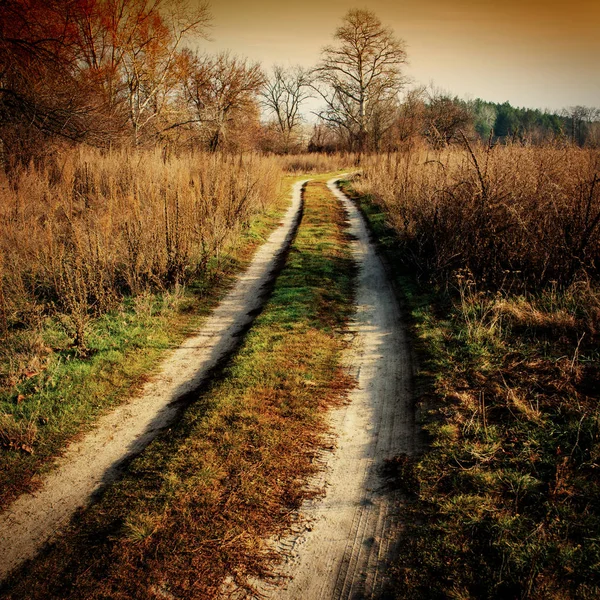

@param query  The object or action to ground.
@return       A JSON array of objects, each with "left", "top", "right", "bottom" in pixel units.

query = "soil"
[{"left": 250, "top": 178, "right": 419, "bottom": 599}]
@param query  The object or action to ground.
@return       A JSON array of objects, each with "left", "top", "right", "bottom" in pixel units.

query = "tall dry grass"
[
  {"left": 277, "top": 152, "right": 357, "bottom": 174},
  {"left": 353, "top": 142, "right": 600, "bottom": 597},
  {"left": 0, "top": 148, "right": 281, "bottom": 354},
  {"left": 355, "top": 142, "right": 600, "bottom": 290}
]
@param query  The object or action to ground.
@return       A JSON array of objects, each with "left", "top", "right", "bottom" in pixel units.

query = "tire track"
[
  {"left": 0, "top": 179, "right": 309, "bottom": 584},
  {"left": 257, "top": 177, "right": 418, "bottom": 600}
]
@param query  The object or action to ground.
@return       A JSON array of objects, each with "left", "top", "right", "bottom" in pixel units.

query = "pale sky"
[{"left": 194, "top": 0, "right": 599, "bottom": 113}]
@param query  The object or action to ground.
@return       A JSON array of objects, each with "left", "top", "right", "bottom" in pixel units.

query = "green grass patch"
[
  {"left": 342, "top": 179, "right": 600, "bottom": 600},
  {"left": 0, "top": 178, "right": 300, "bottom": 511},
  {"left": 1, "top": 180, "right": 357, "bottom": 599}
]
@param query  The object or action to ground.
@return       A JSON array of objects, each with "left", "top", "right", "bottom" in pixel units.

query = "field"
[
  {"left": 1, "top": 176, "right": 357, "bottom": 599},
  {"left": 348, "top": 141, "right": 600, "bottom": 598},
  {"left": 0, "top": 137, "right": 599, "bottom": 598},
  {"left": 0, "top": 149, "right": 342, "bottom": 507}
]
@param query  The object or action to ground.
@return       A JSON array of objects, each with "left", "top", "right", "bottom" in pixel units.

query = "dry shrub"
[
  {"left": 355, "top": 143, "right": 600, "bottom": 290},
  {"left": 0, "top": 148, "right": 281, "bottom": 351},
  {"left": 278, "top": 152, "right": 357, "bottom": 174}
]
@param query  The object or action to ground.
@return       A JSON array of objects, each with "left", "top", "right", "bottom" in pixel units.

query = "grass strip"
[
  {"left": 1, "top": 179, "right": 356, "bottom": 599},
  {"left": 343, "top": 180, "right": 600, "bottom": 600}
]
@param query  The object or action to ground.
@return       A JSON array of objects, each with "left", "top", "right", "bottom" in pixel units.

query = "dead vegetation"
[
  {"left": 349, "top": 142, "right": 600, "bottom": 598},
  {"left": 0, "top": 180, "right": 356, "bottom": 599},
  {"left": 354, "top": 141, "right": 600, "bottom": 289},
  {"left": 0, "top": 147, "right": 288, "bottom": 507},
  {"left": 1, "top": 148, "right": 280, "bottom": 350}
]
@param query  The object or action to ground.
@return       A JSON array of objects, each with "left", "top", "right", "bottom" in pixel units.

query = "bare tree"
[
  {"left": 116, "top": 0, "right": 211, "bottom": 144},
  {"left": 425, "top": 90, "right": 473, "bottom": 147},
  {"left": 261, "top": 65, "right": 312, "bottom": 152},
  {"left": 313, "top": 9, "right": 407, "bottom": 152},
  {"left": 386, "top": 87, "right": 427, "bottom": 147},
  {"left": 563, "top": 106, "right": 600, "bottom": 146},
  {"left": 183, "top": 52, "right": 264, "bottom": 151}
]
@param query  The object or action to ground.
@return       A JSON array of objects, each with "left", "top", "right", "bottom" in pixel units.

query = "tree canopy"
[{"left": 313, "top": 9, "right": 407, "bottom": 151}]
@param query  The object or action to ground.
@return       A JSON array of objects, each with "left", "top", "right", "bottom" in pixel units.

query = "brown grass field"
[
  {"left": 0, "top": 179, "right": 356, "bottom": 599},
  {"left": 348, "top": 141, "right": 600, "bottom": 598},
  {"left": 1, "top": 139, "right": 599, "bottom": 598}
]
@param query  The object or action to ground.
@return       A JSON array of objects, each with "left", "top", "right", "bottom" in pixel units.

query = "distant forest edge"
[
  {"left": 310, "top": 94, "right": 600, "bottom": 151},
  {"left": 428, "top": 96, "right": 599, "bottom": 147},
  {"left": 1, "top": 0, "right": 599, "bottom": 168}
]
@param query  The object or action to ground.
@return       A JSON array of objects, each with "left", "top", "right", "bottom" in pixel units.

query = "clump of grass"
[
  {"left": 346, "top": 156, "right": 600, "bottom": 599},
  {"left": 0, "top": 181, "right": 357, "bottom": 599},
  {"left": 0, "top": 413, "right": 37, "bottom": 455}
]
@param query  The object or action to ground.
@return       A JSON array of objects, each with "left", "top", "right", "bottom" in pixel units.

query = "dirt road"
[
  {"left": 257, "top": 178, "right": 419, "bottom": 599},
  {"left": 0, "top": 180, "right": 308, "bottom": 583}
]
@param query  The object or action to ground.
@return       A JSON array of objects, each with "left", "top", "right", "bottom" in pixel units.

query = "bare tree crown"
[{"left": 314, "top": 9, "right": 407, "bottom": 151}]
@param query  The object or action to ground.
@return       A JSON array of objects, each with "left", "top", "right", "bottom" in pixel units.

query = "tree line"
[{"left": 1, "top": 1, "right": 598, "bottom": 168}]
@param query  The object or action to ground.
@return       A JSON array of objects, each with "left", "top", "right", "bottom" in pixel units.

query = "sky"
[{"left": 191, "top": 0, "right": 600, "bottom": 114}]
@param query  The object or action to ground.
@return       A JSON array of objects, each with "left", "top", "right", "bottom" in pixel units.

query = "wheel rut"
[
  {"left": 255, "top": 177, "right": 419, "bottom": 600},
  {"left": 0, "top": 180, "right": 309, "bottom": 584}
]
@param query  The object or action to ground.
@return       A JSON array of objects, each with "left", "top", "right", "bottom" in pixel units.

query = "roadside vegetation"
[
  {"left": 347, "top": 141, "right": 600, "bottom": 598},
  {"left": 0, "top": 148, "right": 313, "bottom": 509},
  {"left": 0, "top": 179, "right": 356, "bottom": 599}
]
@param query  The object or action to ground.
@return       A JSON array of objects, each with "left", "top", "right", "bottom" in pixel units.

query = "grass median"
[{"left": 1, "top": 179, "right": 356, "bottom": 599}]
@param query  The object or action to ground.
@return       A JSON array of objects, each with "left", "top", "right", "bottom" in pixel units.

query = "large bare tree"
[
  {"left": 115, "top": 0, "right": 211, "bottom": 144},
  {"left": 260, "top": 65, "right": 312, "bottom": 152},
  {"left": 314, "top": 9, "right": 407, "bottom": 151},
  {"left": 182, "top": 52, "right": 264, "bottom": 151}
]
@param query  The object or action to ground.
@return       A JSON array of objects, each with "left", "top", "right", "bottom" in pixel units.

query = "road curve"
[
  {"left": 258, "top": 178, "right": 418, "bottom": 599},
  {"left": 0, "top": 180, "right": 308, "bottom": 583}
]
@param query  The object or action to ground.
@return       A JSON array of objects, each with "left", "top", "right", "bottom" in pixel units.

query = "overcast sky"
[{"left": 193, "top": 0, "right": 599, "bottom": 113}]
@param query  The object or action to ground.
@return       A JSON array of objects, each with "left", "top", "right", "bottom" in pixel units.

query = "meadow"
[
  {"left": 0, "top": 149, "right": 285, "bottom": 503},
  {"left": 2, "top": 1, "right": 599, "bottom": 596},
  {"left": 349, "top": 141, "right": 600, "bottom": 598},
  {"left": 1, "top": 136, "right": 599, "bottom": 598}
]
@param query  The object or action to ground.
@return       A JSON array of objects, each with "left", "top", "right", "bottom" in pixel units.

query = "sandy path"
[
  {"left": 256, "top": 178, "right": 418, "bottom": 599},
  {"left": 0, "top": 180, "right": 308, "bottom": 583}
]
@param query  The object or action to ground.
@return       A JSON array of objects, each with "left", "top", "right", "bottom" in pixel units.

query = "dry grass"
[
  {"left": 354, "top": 142, "right": 600, "bottom": 289},
  {"left": 277, "top": 152, "right": 357, "bottom": 174},
  {"left": 0, "top": 148, "right": 281, "bottom": 352},
  {"left": 345, "top": 144, "right": 600, "bottom": 598},
  {"left": 0, "top": 148, "right": 288, "bottom": 507},
  {"left": 0, "top": 146, "right": 282, "bottom": 384},
  {"left": 0, "top": 180, "right": 357, "bottom": 599}
]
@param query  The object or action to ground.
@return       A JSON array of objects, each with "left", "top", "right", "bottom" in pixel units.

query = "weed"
[{"left": 354, "top": 143, "right": 600, "bottom": 290}]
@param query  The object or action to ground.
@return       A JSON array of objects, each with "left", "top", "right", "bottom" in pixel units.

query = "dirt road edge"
[{"left": 256, "top": 178, "right": 418, "bottom": 599}]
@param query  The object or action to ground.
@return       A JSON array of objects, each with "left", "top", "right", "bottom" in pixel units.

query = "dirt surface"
[
  {"left": 252, "top": 178, "right": 419, "bottom": 599},
  {"left": 0, "top": 180, "right": 308, "bottom": 583}
]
